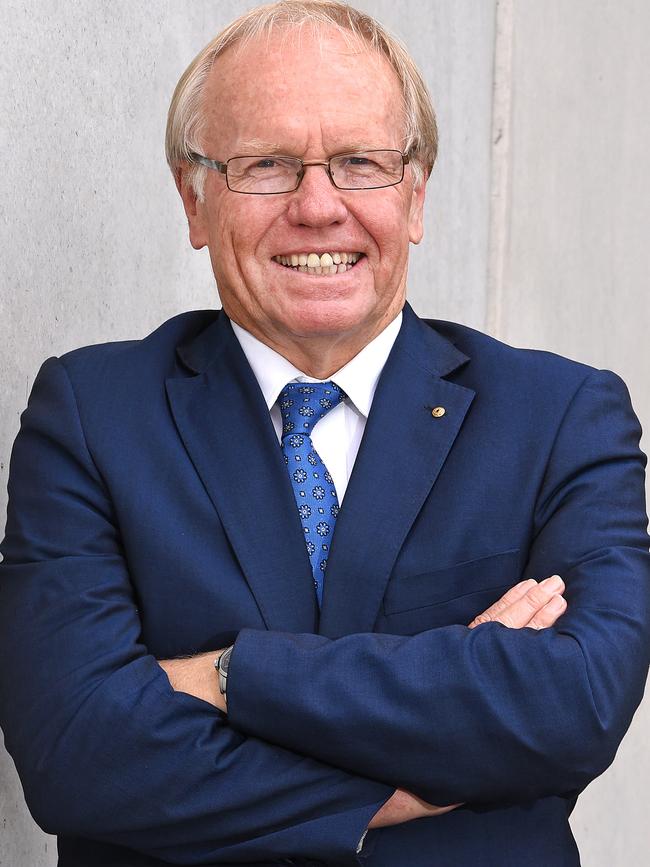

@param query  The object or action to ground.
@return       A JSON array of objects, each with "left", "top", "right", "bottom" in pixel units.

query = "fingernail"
[
  {"left": 542, "top": 575, "right": 563, "bottom": 592},
  {"left": 547, "top": 594, "right": 566, "bottom": 612}
]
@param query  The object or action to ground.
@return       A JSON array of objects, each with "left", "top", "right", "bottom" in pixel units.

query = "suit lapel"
[
  {"left": 166, "top": 312, "right": 318, "bottom": 633},
  {"left": 319, "top": 305, "right": 475, "bottom": 638}
]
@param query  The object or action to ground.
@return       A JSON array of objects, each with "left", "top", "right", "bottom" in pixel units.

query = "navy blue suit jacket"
[{"left": 1, "top": 303, "right": 649, "bottom": 866}]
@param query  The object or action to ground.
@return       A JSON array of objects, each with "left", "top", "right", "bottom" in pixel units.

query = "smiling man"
[
  {"left": 1, "top": 2, "right": 649, "bottom": 867},
  {"left": 175, "top": 25, "right": 423, "bottom": 378}
]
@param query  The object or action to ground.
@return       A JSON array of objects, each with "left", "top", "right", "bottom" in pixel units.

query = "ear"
[
  {"left": 407, "top": 173, "right": 427, "bottom": 246},
  {"left": 176, "top": 165, "right": 208, "bottom": 250}
]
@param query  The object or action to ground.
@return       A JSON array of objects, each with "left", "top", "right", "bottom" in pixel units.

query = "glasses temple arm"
[{"left": 188, "top": 152, "right": 228, "bottom": 175}]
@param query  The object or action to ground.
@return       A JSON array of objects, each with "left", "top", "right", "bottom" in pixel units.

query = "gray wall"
[{"left": 1, "top": 1, "right": 648, "bottom": 863}]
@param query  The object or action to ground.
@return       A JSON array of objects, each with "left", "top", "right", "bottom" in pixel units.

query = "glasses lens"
[
  {"left": 226, "top": 156, "right": 301, "bottom": 194},
  {"left": 330, "top": 150, "right": 404, "bottom": 190}
]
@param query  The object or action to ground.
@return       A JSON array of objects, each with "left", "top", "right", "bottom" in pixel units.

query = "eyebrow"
[
  {"left": 235, "top": 138, "right": 289, "bottom": 154},
  {"left": 233, "top": 139, "right": 385, "bottom": 156}
]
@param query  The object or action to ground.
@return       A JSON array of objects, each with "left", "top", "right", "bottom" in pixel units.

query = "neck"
[{"left": 230, "top": 308, "right": 402, "bottom": 379}]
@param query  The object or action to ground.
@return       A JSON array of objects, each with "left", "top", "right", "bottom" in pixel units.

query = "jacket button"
[{"left": 431, "top": 406, "right": 446, "bottom": 418}]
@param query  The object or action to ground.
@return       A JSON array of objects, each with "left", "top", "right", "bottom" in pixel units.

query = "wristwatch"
[{"left": 215, "top": 645, "right": 234, "bottom": 699}]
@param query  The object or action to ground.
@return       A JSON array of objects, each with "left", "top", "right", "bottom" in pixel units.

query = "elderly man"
[{"left": 1, "top": 2, "right": 648, "bottom": 866}]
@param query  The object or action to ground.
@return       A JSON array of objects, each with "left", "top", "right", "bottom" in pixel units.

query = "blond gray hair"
[{"left": 165, "top": 0, "right": 438, "bottom": 200}]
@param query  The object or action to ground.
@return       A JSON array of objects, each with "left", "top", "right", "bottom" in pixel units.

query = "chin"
[{"left": 281, "top": 298, "right": 377, "bottom": 341}]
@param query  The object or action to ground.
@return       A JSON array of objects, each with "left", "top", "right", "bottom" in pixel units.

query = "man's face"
[{"left": 181, "top": 26, "right": 426, "bottom": 356}]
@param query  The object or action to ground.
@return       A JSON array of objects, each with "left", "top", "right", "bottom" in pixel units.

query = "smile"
[{"left": 273, "top": 251, "right": 363, "bottom": 276}]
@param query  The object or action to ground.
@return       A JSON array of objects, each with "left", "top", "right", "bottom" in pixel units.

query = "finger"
[
  {"left": 497, "top": 575, "right": 565, "bottom": 629},
  {"left": 427, "top": 802, "right": 463, "bottom": 817},
  {"left": 525, "top": 593, "right": 567, "bottom": 630},
  {"left": 468, "top": 579, "right": 537, "bottom": 628}
]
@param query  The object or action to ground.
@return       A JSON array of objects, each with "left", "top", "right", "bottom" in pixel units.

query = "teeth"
[{"left": 273, "top": 252, "right": 362, "bottom": 275}]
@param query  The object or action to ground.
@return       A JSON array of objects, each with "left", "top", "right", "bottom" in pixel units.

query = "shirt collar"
[{"left": 230, "top": 311, "right": 402, "bottom": 419}]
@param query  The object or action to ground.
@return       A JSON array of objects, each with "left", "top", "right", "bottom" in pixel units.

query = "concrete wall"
[
  {"left": 489, "top": 3, "right": 650, "bottom": 863},
  {"left": 1, "top": 1, "right": 647, "bottom": 863}
]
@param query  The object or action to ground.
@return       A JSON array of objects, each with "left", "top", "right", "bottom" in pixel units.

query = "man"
[{"left": 0, "top": 2, "right": 648, "bottom": 865}]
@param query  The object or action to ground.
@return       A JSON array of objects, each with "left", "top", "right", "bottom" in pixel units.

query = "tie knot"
[{"left": 278, "top": 381, "right": 346, "bottom": 438}]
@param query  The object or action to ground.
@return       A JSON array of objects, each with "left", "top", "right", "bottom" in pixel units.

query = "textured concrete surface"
[
  {"left": 493, "top": 2, "right": 650, "bottom": 862},
  {"left": 353, "top": 0, "right": 497, "bottom": 328},
  {"left": 1, "top": 1, "right": 648, "bottom": 864}
]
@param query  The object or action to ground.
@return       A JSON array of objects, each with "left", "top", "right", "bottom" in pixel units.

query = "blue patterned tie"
[{"left": 278, "top": 381, "right": 346, "bottom": 607}]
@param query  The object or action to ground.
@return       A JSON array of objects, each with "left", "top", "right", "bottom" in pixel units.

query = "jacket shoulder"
[
  {"left": 57, "top": 310, "right": 219, "bottom": 385},
  {"left": 427, "top": 318, "right": 603, "bottom": 391}
]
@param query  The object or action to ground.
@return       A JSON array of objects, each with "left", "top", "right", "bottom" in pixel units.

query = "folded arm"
[
  {"left": 223, "top": 370, "right": 650, "bottom": 806},
  {"left": 0, "top": 358, "right": 394, "bottom": 865},
  {"left": 160, "top": 573, "right": 567, "bottom": 713},
  {"left": 160, "top": 573, "right": 569, "bottom": 827}
]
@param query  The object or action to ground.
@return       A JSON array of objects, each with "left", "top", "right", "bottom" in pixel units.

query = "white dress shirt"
[{"left": 231, "top": 312, "right": 402, "bottom": 503}]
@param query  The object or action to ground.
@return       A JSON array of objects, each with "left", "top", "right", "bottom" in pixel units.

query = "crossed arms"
[
  {"left": 159, "top": 574, "right": 570, "bottom": 830},
  {"left": 0, "top": 357, "right": 648, "bottom": 865}
]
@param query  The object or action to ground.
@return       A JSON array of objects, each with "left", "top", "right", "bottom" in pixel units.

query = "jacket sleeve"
[
  {"left": 0, "top": 357, "right": 392, "bottom": 866},
  {"left": 227, "top": 369, "right": 650, "bottom": 806}
]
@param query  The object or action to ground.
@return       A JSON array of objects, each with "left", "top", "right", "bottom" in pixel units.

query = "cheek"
[
  {"left": 217, "top": 208, "right": 281, "bottom": 274},
  {"left": 357, "top": 195, "right": 413, "bottom": 260},
  {"left": 204, "top": 190, "right": 251, "bottom": 252},
  {"left": 372, "top": 222, "right": 412, "bottom": 272}
]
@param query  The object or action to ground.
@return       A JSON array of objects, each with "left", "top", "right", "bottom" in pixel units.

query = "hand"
[
  {"left": 368, "top": 789, "right": 460, "bottom": 829},
  {"left": 368, "top": 788, "right": 461, "bottom": 829},
  {"left": 468, "top": 575, "right": 567, "bottom": 630},
  {"left": 158, "top": 650, "right": 228, "bottom": 713},
  {"left": 369, "top": 575, "right": 568, "bottom": 830}
]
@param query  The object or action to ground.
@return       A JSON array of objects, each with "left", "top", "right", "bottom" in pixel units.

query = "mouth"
[{"left": 272, "top": 251, "right": 363, "bottom": 276}]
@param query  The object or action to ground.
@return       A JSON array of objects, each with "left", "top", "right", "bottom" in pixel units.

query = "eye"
[
  {"left": 255, "top": 158, "right": 278, "bottom": 169},
  {"left": 338, "top": 155, "right": 383, "bottom": 172}
]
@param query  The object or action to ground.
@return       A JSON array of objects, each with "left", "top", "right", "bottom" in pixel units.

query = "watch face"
[{"left": 220, "top": 647, "right": 232, "bottom": 674}]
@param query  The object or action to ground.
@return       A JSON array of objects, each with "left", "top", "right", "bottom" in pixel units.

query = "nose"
[{"left": 286, "top": 163, "right": 349, "bottom": 228}]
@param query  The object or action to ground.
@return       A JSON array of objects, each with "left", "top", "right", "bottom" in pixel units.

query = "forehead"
[{"left": 202, "top": 25, "right": 405, "bottom": 154}]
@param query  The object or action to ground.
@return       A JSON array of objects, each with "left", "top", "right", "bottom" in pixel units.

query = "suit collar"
[
  {"left": 318, "top": 304, "right": 475, "bottom": 637},
  {"left": 205, "top": 312, "right": 404, "bottom": 422},
  {"left": 175, "top": 309, "right": 228, "bottom": 374},
  {"left": 398, "top": 302, "right": 470, "bottom": 378},
  {"left": 168, "top": 304, "right": 474, "bottom": 637},
  {"left": 168, "top": 311, "right": 319, "bottom": 633},
  {"left": 174, "top": 303, "right": 468, "bottom": 387}
]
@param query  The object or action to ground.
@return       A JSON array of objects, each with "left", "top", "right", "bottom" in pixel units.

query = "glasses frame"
[{"left": 189, "top": 149, "right": 410, "bottom": 195}]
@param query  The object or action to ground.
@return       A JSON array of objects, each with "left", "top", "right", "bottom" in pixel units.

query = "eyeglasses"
[{"left": 189, "top": 149, "right": 409, "bottom": 195}]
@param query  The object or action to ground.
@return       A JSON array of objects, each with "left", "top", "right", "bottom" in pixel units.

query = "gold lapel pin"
[{"left": 431, "top": 406, "right": 446, "bottom": 418}]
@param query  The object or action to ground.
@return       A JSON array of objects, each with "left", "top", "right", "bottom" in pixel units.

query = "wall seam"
[{"left": 485, "top": 0, "right": 515, "bottom": 338}]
